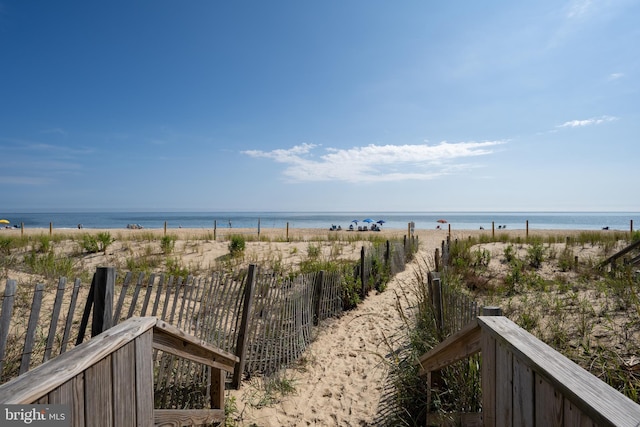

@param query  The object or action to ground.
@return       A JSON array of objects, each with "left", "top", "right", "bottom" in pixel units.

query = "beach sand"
[{"left": 5, "top": 226, "right": 591, "bottom": 425}]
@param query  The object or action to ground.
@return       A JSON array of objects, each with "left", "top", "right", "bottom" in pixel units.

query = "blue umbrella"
[
  {"left": 351, "top": 219, "right": 359, "bottom": 224},
  {"left": 363, "top": 218, "right": 374, "bottom": 223},
  {"left": 376, "top": 220, "right": 385, "bottom": 225}
]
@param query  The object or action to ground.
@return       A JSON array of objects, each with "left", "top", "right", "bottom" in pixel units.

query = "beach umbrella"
[
  {"left": 351, "top": 219, "right": 359, "bottom": 224},
  {"left": 376, "top": 220, "right": 385, "bottom": 225},
  {"left": 0, "top": 219, "right": 9, "bottom": 224},
  {"left": 363, "top": 218, "right": 374, "bottom": 223},
  {"left": 437, "top": 219, "right": 447, "bottom": 224}
]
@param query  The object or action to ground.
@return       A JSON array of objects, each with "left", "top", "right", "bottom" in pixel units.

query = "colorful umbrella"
[
  {"left": 437, "top": 219, "right": 447, "bottom": 223},
  {"left": 0, "top": 219, "right": 9, "bottom": 224}
]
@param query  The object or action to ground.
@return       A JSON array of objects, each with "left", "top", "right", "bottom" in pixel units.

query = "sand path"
[{"left": 228, "top": 234, "right": 442, "bottom": 426}]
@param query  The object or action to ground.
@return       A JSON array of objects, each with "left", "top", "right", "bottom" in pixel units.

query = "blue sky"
[{"left": 1, "top": 0, "right": 638, "bottom": 212}]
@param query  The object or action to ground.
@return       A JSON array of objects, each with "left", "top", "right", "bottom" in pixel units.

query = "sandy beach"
[{"left": 3, "top": 225, "right": 595, "bottom": 426}]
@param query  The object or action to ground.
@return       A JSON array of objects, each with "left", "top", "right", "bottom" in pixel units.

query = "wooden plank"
[
  {"left": 210, "top": 368, "right": 225, "bottom": 410},
  {"left": 140, "top": 274, "right": 156, "bottom": 316},
  {"left": 20, "top": 283, "right": 45, "bottom": 374},
  {"left": 127, "top": 273, "right": 146, "bottom": 319},
  {"left": 481, "top": 331, "right": 496, "bottom": 427},
  {"left": 478, "top": 316, "right": 640, "bottom": 426},
  {"left": 85, "top": 355, "right": 113, "bottom": 427},
  {"left": 0, "top": 280, "right": 17, "bottom": 377},
  {"left": 113, "top": 271, "right": 133, "bottom": 324},
  {"left": 513, "top": 357, "right": 534, "bottom": 427},
  {"left": 417, "top": 318, "right": 481, "bottom": 375},
  {"left": 48, "top": 375, "right": 85, "bottom": 427},
  {"left": 44, "top": 277, "right": 67, "bottom": 362},
  {"left": 0, "top": 317, "right": 157, "bottom": 404},
  {"left": 76, "top": 273, "right": 95, "bottom": 346},
  {"left": 534, "top": 374, "right": 563, "bottom": 426},
  {"left": 153, "top": 409, "right": 225, "bottom": 426},
  {"left": 135, "top": 330, "right": 154, "bottom": 427},
  {"left": 495, "top": 341, "right": 513, "bottom": 427},
  {"left": 151, "top": 274, "right": 165, "bottom": 317},
  {"left": 168, "top": 276, "right": 182, "bottom": 324},
  {"left": 564, "top": 399, "right": 597, "bottom": 426},
  {"left": 112, "top": 341, "right": 136, "bottom": 427},
  {"left": 152, "top": 320, "right": 238, "bottom": 372},
  {"left": 232, "top": 264, "right": 257, "bottom": 388},
  {"left": 160, "top": 276, "right": 174, "bottom": 321},
  {"left": 61, "top": 278, "right": 82, "bottom": 354},
  {"left": 92, "top": 267, "right": 114, "bottom": 336}
]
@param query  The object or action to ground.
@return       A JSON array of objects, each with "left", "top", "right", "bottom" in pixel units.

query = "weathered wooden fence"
[
  {"left": 427, "top": 271, "right": 479, "bottom": 341},
  {"left": 0, "top": 238, "right": 416, "bottom": 396},
  {"left": 417, "top": 312, "right": 640, "bottom": 426}
]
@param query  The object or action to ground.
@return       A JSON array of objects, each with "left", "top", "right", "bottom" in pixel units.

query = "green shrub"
[
  {"left": 503, "top": 244, "right": 516, "bottom": 264},
  {"left": 0, "top": 236, "right": 13, "bottom": 255},
  {"left": 37, "top": 235, "right": 51, "bottom": 253},
  {"left": 526, "top": 242, "right": 545, "bottom": 269},
  {"left": 81, "top": 235, "right": 100, "bottom": 254},
  {"left": 228, "top": 235, "right": 246, "bottom": 257},
  {"left": 161, "top": 235, "right": 176, "bottom": 254},
  {"left": 96, "top": 232, "right": 115, "bottom": 254},
  {"left": 306, "top": 244, "right": 321, "bottom": 259},
  {"left": 81, "top": 232, "right": 114, "bottom": 254}
]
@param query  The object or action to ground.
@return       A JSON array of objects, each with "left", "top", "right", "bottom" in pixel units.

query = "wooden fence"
[
  {"left": 427, "top": 271, "right": 479, "bottom": 341},
  {"left": 0, "top": 316, "right": 238, "bottom": 427},
  {"left": 0, "top": 238, "right": 417, "bottom": 397},
  {"left": 417, "top": 312, "right": 640, "bottom": 426}
]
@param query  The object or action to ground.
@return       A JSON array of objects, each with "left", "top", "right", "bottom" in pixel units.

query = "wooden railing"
[
  {"left": 0, "top": 316, "right": 239, "bottom": 427},
  {"left": 418, "top": 315, "right": 640, "bottom": 427}
]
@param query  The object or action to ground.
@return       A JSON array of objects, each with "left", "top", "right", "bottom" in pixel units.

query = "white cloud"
[
  {"left": 567, "top": 0, "right": 594, "bottom": 18},
  {"left": 608, "top": 72, "right": 624, "bottom": 80},
  {"left": 243, "top": 141, "right": 506, "bottom": 183},
  {"left": 556, "top": 115, "right": 618, "bottom": 128}
]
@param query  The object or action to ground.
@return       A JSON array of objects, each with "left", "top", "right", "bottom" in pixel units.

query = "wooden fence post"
[
  {"left": 286, "top": 222, "right": 289, "bottom": 241},
  {"left": 313, "top": 270, "right": 325, "bottom": 326},
  {"left": 76, "top": 274, "right": 96, "bottom": 345},
  {"left": 385, "top": 240, "right": 390, "bottom": 267},
  {"left": 214, "top": 220, "right": 217, "bottom": 240},
  {"left": 92, "top": 267, "right": 114, "bottom": 337},
  {"left": 432, "top": 277, "right": 444, "bottom": 337},
  {"left": 0, "top": 280, "right": 17, "bottom": 377},
  {"left": 49, "top": 222, "right": 52, "bottom": 236},
  {"left": 482, "top": 306, "right": 502, "bottom": 316},
  {"left": 360, "top": 246, "right": 366, "bottom": 296},
  {"left": 434, "top": 248, "right": 440, "bottom": 272},
  {"left": 492, "top": 221, "right": 495, "bottom": 239},
  {"left": 20, "top": 283, "right": 45, "bottom": 374},
  {"left": 526, "top": 220, "right": 529, "bottom": 239},
  {"left": 164, "top": 221, "right": 167, "bottom": 236},
  {"left": 632, "top": 219, "right": 634, "bottom": 236},
  {"left": 20, "top": 222, "right": 24, "bottom": 237},
  {"left": 233, "top": 264, "right": 257, "bottom": 389}
]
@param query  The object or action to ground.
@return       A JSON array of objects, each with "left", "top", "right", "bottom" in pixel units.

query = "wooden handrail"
[
  {"left": 417, "top": 316, "right": 640, "bottom": 427},
  {"left": 479, "top": 316, "right": 640, "bottom": 426},
  {"left": 0, "top": 316, "right": 239, "bottom": 427},
  {"left": 0, "top": 317, "right": 157, "bottom": 404},
  {"left": 153, "top": 319, "right": 238, "bottom": 373},
  {"left": 417, "top": 318, "right": 481, "bottom": 376}
]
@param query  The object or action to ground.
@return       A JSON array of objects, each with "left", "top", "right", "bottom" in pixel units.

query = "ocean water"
[{"left": 1, "top": 212, "right": 639, "bottom": 231}]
